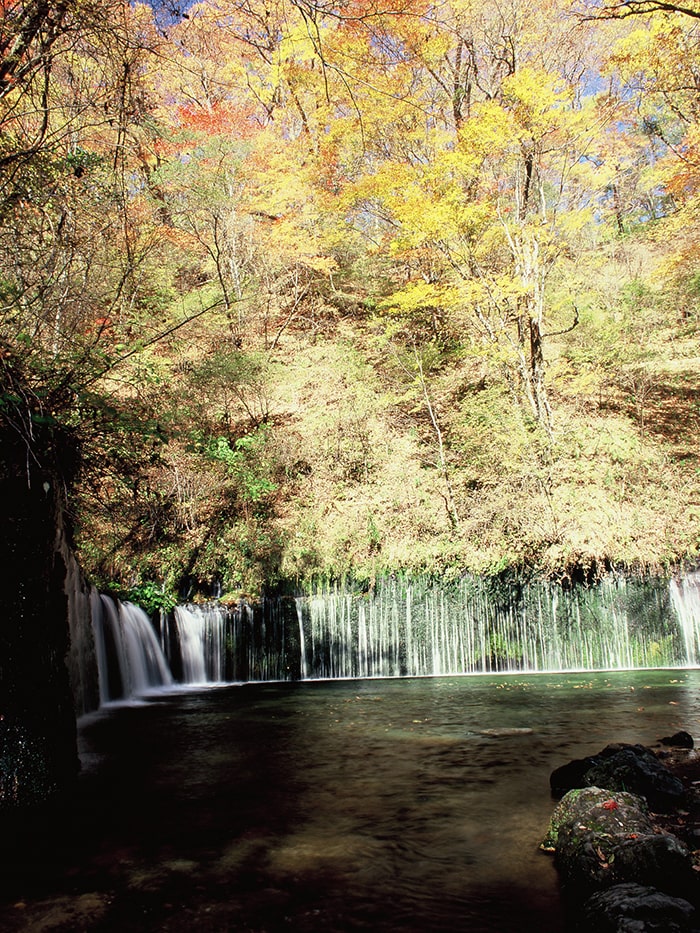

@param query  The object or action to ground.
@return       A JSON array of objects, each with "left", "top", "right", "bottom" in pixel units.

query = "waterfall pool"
[{"left": 2, "top": 669, "right": 700, "bottom": 932}]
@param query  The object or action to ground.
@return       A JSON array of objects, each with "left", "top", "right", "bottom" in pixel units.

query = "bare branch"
[
  {"left": 0, "top": 0, "right": 73, "bottom": 99},
  {"left": 542, "top": 306, "right": 579, "bottom": 339},
  {"left": 579, "top": 0, "right": 700, "bottom": 20}
]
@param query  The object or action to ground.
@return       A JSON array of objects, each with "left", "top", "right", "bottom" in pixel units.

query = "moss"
[{"left": 542, "top": 787, "right": 651, "bottom": 851}]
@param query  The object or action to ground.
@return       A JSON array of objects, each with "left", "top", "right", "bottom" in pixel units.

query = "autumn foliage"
[{"left": 1, "top": 0, "right": 699, "bottom": 595}]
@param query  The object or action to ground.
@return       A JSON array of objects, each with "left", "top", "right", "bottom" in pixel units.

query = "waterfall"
[
  {"left": 172, "top": 604, "right": 227, "bottom": 683},
  {"left": 670, "top": 571, "right": 700, "bottom": 664},
  {"left": 91, "top": 596, "right": 173, "bottom": 702},
  {"left": 88, "top": 570, "right": 700, "bottom": 700},
  {"left": 91, "top": 596, "right": 293, "bottom": 703},
  {"left": 295, "top": 597, "right": 309, "bottom": 679},
  {"left": 91, "top": 590, "right": 112, "bottom": 706},
  {"left": 293, "top": 573, "right": 693, "bottom": 678}
]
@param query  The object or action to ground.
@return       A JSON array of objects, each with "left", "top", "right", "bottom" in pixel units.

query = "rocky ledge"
[{"left": 542, "top": 731, "right": 700, "bottom": 932}]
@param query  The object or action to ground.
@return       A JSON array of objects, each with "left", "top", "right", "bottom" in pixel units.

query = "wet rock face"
[
  {"left": 555, "top": 815, "right": 695, "bottom": 902},
  {"left": 612, "top": 834, "right": 696, "bottom": 901},
  {"left": 550, "top": 756, "right": 601, "bottom": 796},
  {"left": 542, "top": 787, "right": 654, "bottom": 852}
]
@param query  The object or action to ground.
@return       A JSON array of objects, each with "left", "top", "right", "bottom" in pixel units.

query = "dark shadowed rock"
[
  {"left": 661, "top": 731, "right": 695, "bottom": 749},
  {"left": 581, "top": 882, "right": 695, "bottom": 933},
  {"left": 611, "top": 833, "right": 696, "bottom": 902},
  {"left": 584, "top": 745, "right": 686, "bottom": 812},
  {"left": 550, "top": 756, "right": 602, "bottom": 797},
  {"left": 545, "top": 740, "right": 700, "bottom": 933}
]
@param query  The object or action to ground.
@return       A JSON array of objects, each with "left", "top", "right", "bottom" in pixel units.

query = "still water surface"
[{"left": 3, "top": 669, "right": 700, "bottom": 932}]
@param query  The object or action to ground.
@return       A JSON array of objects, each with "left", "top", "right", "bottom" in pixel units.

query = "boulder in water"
[
  {"left": 610, "top": 833, "right": 697, "bottom": 902},
  {"left": 542, "top": 786, "right": 654, "bottom": 851},
  {"left": 581, "top": 882, "right": 695, "bottom": 933},
  {"left": 550, "top": 756, "right": 602, "bottom": 797},
  {"left": 584, "top": 745, "right": 686, "bottom": 813},
  {"left": 542, "top": 785, "right": 696, "bottom": 901},
  {"left": 549, "top": 743, "right": 686, "bottom": 812},
  {"left": 661, "top": 731, "right": 695, "bottom": 750}
]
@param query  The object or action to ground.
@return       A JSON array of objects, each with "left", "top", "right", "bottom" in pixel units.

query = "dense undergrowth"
[{"left": 73, "top": 231, "right": 700, "bottom": 604}]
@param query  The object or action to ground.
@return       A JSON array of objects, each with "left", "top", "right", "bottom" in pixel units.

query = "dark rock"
[
  {"left": 612, "top": 833, "right": 696, "bottom": 902},
  {"left": 584, "top": 746, "right": 686, "bottom": 812},
  {"left": 542, "top": 786, "right": 653, "bottom": 853},
  {"left": 661, "top": 731, "right": 695, "bottom": 750},
  {"left": 549, "top": 744, "right": 660, "bottom": 796},
  {"left": 550, "top": 756, "right": 601, "bottom": 796},
  {"left": 597, "top": 743, "right": 639, "bottom": 759},
  {"left": 543, "top": 786, "right": 698, "bottom": 904},
  {"left": 581, "top": 882, "right": 695, "bottom": 933},
  {"left": 549, "top": 788, "right": 651, "bottom": 897},
  {"left": 555, "top": 824, "right": 622, "bottom": 895},
  {"left": 545, "top": 742, "right": 700, "bottom": 933}
]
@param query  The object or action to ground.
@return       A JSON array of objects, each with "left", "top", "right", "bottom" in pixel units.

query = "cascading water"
[
  {"left": 295, "top": 597, "right": 309, "bottom": 679},
  {"left": 172, "top": 604, "right": 227, "bottom": 683},
  {"left": 89, "top": 570, "right": 700, "bottom": 703},
  {"left": 298, "top": 574, "right": 670, "bottom": 678},
  {"left": 90, "top": 595, "right": 291, "bottom": 703},
  {"left": 670, "top": 570, "right": 700, "bottom": 664},
  {"left": 91, "top": 596, "right": 173, "bottom": 702}
]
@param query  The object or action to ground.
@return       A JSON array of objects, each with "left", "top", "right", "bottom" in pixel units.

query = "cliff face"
[{"left": 0, "top": 420, "right": 83, "bottom": 809}]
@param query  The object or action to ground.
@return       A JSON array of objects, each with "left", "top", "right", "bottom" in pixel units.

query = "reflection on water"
[{"left": 3, "top": 670, "right": 700, "bottom": 932}]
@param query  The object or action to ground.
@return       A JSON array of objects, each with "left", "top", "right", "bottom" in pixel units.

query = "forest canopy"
[{"left": 1, "top": 0, "right": 699, "bottom": 601}]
